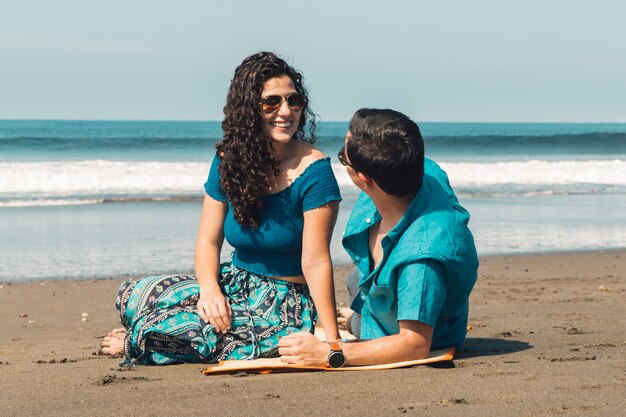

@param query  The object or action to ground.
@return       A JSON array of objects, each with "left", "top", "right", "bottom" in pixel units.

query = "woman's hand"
[{"left": 197, "top": 288, "right": 232, "bottom": 334}]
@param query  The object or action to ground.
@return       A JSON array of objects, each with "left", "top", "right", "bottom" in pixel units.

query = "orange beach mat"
[
  {"left": 202, "top": 347, "right": 455, "bottom": 375},
  {"left": 202, "top": 328, "right": 456, "bottom": 375}
]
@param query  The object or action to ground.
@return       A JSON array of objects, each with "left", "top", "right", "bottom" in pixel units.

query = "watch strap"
[{"left": 328, "top": 341, "right": 342, "bottom": 352}]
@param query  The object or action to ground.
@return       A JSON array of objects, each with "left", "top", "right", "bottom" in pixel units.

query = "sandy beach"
[{"left": 1, "top": 250, "right": 625, "bottom": 417}]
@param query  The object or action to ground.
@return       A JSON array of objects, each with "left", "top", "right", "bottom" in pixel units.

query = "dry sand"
[{"left": 1, "top": 250, "right": 625, "bottom": 417}]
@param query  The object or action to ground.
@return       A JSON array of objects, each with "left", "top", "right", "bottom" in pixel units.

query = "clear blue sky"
[{"left": 1, "top": 1, "right": 625, "bottom": 122}]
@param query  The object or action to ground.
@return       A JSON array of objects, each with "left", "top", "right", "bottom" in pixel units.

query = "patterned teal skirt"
[{"left": 115, "top": 263, "right": 317, "bottom": 366}]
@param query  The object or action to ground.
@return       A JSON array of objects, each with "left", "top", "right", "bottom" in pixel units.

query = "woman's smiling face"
[{"left": 260, "top": 75, "right": 301, "bottom": 145}]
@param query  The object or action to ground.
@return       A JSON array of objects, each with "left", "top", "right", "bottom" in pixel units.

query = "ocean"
[{"left": 2, "top": 120, "right": 626, "bottom": 281}]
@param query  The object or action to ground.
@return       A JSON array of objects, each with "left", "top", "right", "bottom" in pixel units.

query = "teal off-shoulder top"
[{"left": 204, "top": 154, "right": 342, "bottom": 277}]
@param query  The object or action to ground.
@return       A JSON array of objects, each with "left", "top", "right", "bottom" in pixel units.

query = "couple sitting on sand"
[{"left": 101, "top": 52, "right": 478, "bottom": 368}]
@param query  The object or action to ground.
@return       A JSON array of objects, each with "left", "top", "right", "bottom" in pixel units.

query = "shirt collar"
[
  {"left": 344, "top": 179, "right": 430, "bottom": 245},
  {"left": 342, "top": 192, "right": 380, "bottom": 239}
]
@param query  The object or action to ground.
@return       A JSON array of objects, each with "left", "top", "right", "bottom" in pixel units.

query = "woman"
[{"left": 101, "top": 52, "right": 342, "bottom": 365}]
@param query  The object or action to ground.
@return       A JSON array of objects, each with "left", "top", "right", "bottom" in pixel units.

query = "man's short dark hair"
[{"left": 347, "top": 108, "right": 425, "bottom": 197}]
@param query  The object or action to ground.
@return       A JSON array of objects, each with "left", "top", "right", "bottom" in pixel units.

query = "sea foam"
[
  {"left": 0, "top": 160, "right": 207, "bottom": 194},
  {"left": 2, "top": 159, "right": 626, "bottom": 207},
  {"left": 333, "top": 160, "right": 626, "bottom": 197}
]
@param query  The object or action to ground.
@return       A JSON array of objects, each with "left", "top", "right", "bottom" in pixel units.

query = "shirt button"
[{"left": 366, "top": 218, "right": 371, "bottom": 224}]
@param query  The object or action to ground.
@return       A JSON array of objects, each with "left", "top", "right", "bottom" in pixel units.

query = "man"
[{"left": 278, "top": 108, "right": 478, "bottom": 367}]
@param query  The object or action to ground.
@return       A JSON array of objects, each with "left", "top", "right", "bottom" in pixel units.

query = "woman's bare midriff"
[{"left": 271, "top": 274, "right": 307, "bottom": 285}]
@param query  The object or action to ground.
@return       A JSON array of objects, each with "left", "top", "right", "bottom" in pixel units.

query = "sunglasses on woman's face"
[{"left": 260, "top": 93, "right": 306, "bottom": 114}]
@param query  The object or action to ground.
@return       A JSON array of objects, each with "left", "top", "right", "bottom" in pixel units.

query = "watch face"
[{"left": 328, "top": 351, "right": 346, "bottom": 368}]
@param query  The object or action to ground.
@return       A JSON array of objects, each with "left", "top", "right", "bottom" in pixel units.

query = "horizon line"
[{"left": 2, "top": 118, "right": 626, "bottom": 125}]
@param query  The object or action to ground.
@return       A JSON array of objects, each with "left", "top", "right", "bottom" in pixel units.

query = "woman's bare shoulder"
[
  {"left": 294, "top": 141, "right": 325, "bottom": 164},
  {"left": 279, "top": 141, "right": 327, "bottom": 183}
]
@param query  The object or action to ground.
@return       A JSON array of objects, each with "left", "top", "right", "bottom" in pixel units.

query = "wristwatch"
[{"left": 327, "top": 341, "right": 346, "bottom": 368}]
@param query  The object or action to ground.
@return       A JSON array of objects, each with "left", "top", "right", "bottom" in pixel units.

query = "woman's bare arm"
[
  {"left": 301, "top": 201, "right": 341, "bottom": 341},
  {"left": 194, "top": 194, "right": 231, "bottom": 333}
]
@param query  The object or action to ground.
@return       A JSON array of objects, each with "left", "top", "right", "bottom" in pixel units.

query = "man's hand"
[
  {"left": 278, "top": 332, "right": 330, "bottom": 367},
  {"left": 337, "top": 307, "right": 354, "bottom": 332}
]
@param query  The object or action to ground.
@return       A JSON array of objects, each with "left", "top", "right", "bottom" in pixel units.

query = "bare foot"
[
  {"left": 108, "top": 327, "right": 127, "bottom": 337},
  {"left": 100, "top": 329, "right": 126, "bottom": 357},
  {"left": 337, "top": 308, "right": 355, "bottom": 333}
]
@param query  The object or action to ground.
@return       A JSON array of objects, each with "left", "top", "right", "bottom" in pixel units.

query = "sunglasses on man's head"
[{"left": 260, "top": 93, "right": 306, "bottom": 114}]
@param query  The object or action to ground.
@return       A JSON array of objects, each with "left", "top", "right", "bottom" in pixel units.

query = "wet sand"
[{"left": 1, "top": 250, "right": 625, "bottom": 417}]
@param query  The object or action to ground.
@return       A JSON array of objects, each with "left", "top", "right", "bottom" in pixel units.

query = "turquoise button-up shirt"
[{"left": 342, "top": 158, "right": 479, "bottom": 349}]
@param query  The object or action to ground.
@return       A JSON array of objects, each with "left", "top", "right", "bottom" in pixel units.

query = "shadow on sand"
[
  {"left": 426, "top": 338, "right": 532, "bottom": 369},
  {"left": 455, "top": 337, "right": 533, "bottom": 359}
]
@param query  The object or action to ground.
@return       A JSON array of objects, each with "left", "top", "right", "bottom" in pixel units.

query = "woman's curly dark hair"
[{"left": 216, "top": 51, "right": 317, "bottom": 229}]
